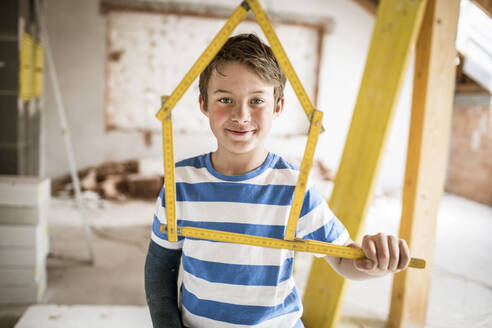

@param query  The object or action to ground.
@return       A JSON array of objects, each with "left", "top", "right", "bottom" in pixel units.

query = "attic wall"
[
  {"left": 105, "top": 11, "right": 319, "bottom": 136},
  {"left": 445, "top": 93, "right": 492, "bottom": 205}
]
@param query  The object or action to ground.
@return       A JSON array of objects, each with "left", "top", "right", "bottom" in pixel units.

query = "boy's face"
[{"left": 199, "top": 61, "right": 283, "bottom": 157}]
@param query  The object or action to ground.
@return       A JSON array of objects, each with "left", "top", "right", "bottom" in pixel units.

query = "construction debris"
[
  {"left": 52, "top": 158, "right": 335, "bottom": 201},
  {"left": 51, "top": 159, "right": 162, "bottom": 201}
]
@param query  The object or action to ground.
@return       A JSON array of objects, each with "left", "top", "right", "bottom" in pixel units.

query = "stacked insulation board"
[{"left": 0, "top": 175, "right": 50, "bottom": 304}]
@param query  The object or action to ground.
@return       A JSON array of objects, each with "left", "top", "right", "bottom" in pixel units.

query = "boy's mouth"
[{"left": 226, "top": 128, "right": 255, "bottom": 136}]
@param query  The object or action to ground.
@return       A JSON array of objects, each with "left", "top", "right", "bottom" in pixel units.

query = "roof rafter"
[{"left": 470, "top": 0, "right": 492, "bottom": 18}]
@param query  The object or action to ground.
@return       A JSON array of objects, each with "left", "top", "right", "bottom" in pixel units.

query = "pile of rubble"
[
  {"left": 51, "top": 158, "right": 335, "bottom": 202},
  {"left": 51, "top": 159, "right": 164, "bottom": 201}
]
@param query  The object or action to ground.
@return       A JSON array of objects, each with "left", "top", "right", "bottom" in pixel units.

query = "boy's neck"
[{"left": 211, "top": 147, "right": 269, "bottom": 176}]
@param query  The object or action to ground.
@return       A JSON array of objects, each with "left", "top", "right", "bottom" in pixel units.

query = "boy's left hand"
[{"left": 351, "top": 233, "right": 411, "bottom": 275}]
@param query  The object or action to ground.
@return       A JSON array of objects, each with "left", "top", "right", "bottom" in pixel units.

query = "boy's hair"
[{"left": 199, "top": 33, "right": 286, "bottom": 110}]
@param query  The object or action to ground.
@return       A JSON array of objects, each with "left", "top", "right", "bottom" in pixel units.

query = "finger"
[
  {"left": 349, "top": 241, "right": 369, "bottom": 271},
  {"left": 362, "top": 235, "right": 377, "bottom": 261},
  {"left": 361, "top": 235, "right": 377, "bottom": 271},
  {"left": 397, "top": 239, "right": 411, "bottom": 270},
  {"left": 387, "top": 235, "right": 399, "bottom": 272},
  {"left": 355, "top": 236, "right": 374, "bottom": 271},
  {"left": 374, "top": 233, "right": 389, "bottom": 271}
]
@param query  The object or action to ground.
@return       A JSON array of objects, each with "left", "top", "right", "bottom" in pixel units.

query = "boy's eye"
[
  {"left": 218, "top": 98, "right": 232, "bottom": 104},
  {"left": 251, "top": 98, "right": 264, "bottom": 105}
]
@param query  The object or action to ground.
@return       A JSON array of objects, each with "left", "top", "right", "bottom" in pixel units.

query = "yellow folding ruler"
[
  {"left": 156, "top": 0, "right": 426, "bottom": 269},
  {"left": 161, "top": 96, "right": 178, "bottom": 242},
  {"left": 160, "top": 224, "right": 425, "bottom": 269}
]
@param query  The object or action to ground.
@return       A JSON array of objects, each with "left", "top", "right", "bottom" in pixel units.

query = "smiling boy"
[{"left": 145, "top": 33, "right": 410, "bottom": 328}]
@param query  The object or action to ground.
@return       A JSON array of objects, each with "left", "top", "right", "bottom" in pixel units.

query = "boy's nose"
[{"left": 231, "top": 103, "right": 251, "bottom": 123}]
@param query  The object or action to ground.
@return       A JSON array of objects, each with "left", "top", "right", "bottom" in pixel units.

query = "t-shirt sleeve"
[
  {"left": 295, "top": 182, "right": 350, "bottom": 257},
  {"left": 151, "top": 185, "right": 184, "bottom": 250}
]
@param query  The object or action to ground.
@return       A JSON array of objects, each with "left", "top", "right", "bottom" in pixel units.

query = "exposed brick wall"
[{"left": 445, "top": 95, "right": 492, "bottom": 206}]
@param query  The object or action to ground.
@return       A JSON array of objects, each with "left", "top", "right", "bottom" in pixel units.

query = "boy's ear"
[
  {"left": 273, "top": 98, "right": 284, "bottom": 118},
  {"left": 198, "top": 95, "right": 209, "bottom": 117}
]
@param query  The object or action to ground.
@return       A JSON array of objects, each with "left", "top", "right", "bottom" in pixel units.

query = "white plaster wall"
[
  {"left": 42, "top": 0, "right": 412, "bottom": 193},
  {"left": 43, "top": 0, "right": 164, "bottom": 177},
  {"left": 105, "top": 12, "right": 318, "bottom": 135}
]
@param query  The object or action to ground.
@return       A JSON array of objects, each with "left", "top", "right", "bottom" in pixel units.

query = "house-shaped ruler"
[{"left": 154, "top": 0, "right": 429, "bottom": 327}]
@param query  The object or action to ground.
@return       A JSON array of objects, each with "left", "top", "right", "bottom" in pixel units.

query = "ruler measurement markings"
[
  {"left": 156, "top": 3, "right": 249, "bottom": 121},
  {"left": 161, "top": 96, "right": 178, "bottom": 242},
  {"left": 284, "top": 110, "right": 323, "bottom": 240},
  {"left": 248, "top": 0, "right": 316, "bottom": 121},
  {"left": 162, "top": 224, "right": 425, "bottom": 269}
]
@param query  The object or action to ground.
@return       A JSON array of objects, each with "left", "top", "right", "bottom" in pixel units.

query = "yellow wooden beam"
[
  {"left": 302, "top": 0, "right": 427, "bottom": 327},
  {"left": 388, "top": 0, "right": 460, "bottom": 326}
]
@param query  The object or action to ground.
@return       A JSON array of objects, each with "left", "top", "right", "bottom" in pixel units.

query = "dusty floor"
[
  {"left": 0, "top": 225, "right": 151, "bottom": 327},
  {"left": 1, "top": 193, "right": 491, "bottom": 327}
]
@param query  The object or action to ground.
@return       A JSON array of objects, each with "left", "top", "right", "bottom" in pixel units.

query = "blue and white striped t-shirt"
[{"left": 151, "top": 152, "right": 349, "bottom": 328}]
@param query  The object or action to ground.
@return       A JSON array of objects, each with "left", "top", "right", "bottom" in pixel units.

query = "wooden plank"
[
  {"left": 352, "top": 0, "right": 379, "bottom": 15},
  {"left": 471, "top": 0, "right": 492, "bottom": 18},
  {"left": 301, "top": 1, "right": 427, "bottom": 327},
  {"left": 388, "top": 0, "right": 460, "bottom": 327}
]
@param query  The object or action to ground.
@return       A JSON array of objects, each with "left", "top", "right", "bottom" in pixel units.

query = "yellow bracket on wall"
[
  {"left": 33, "top": 42, "right": 44, "bottom": 98},
  {"left": 20, "top": 33, "right": 34, "bottom": 101}
]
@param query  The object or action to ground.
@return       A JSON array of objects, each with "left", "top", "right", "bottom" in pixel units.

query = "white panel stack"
[{"left": 0, "top": 175, "right": 50, "bottom": 304}]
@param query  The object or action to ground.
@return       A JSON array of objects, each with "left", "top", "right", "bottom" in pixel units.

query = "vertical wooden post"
[
  {"left": 388, "top": 0, "right": 460, "bottom": 327},
  {"left": 302, "top": 1, "right": 427, "bottom": 327}
]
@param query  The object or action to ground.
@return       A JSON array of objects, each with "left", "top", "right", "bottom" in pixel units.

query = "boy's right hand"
[{"left": 353, "top": 233, "right": 411, "bottom": 276}]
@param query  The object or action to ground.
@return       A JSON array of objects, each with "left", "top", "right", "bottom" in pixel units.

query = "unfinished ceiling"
[{"left": 353, "top": 0, "right": 492, "bottom": 94}]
